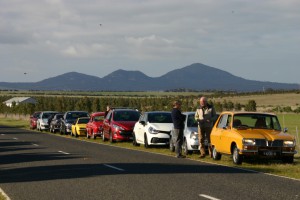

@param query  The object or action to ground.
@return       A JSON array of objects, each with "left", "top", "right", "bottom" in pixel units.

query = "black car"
[
  {"left": 49, "top": 113, "right": 64, "bottom": 133},
  {"left": 60, "top": 111, "right": 90, "bottom": 135}
]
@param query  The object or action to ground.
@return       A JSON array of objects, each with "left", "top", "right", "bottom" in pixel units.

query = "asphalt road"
[{"left": 0, "top": 126, "right": 299, "bottom": 200}]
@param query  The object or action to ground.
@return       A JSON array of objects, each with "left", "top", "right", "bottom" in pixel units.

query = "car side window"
[{"left": 217, "top": 114, "right": 229, "bottom": 129}]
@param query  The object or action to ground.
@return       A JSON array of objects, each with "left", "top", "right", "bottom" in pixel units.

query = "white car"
[
  {"left": 133, "top": 111, "right": 173, "bottom": 148},
  {"left": 170, "top": 112, "right": 200, "bottom": 155},
  {"left": 37, "top": 111, "right": 59, "bottom": 131}
]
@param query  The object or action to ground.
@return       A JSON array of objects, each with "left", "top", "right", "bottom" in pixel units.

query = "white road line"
[
  {"left": 199, "top": 194, "right": 221, "bottom": 200},
  {"left": 103, "top": 164, "right": 125, "bottom": 171},
  {"left": 12, "top": 137, "right": 18, "bottom": 140},
  {"left": 58, "top": 151, "right": 70, "bottom": 155},
  {"left": 32, "top": 143, "right": 39, "bottom": 146},
  {"left": 0, "top": 188, "right": 11, "bottom": 200},
  {"left": 1, "top": 134, "right": 5, "bottom": 136}
]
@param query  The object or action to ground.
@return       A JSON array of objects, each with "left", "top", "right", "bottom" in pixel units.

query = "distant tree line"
[
  {"left": 0, "top": 95, "right": 260, "bottom": 115},
  {"left": 2, "top": 92, "right": 300, "bottom": 115}
]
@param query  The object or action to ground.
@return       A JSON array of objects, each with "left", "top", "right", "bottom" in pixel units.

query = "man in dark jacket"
[{"left": 171, "top": 100, "right": 186, "bottom": 158}]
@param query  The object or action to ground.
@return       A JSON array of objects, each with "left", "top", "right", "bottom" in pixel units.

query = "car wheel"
[
  {"left": 144, "top": 134, "right": 149, "bottom": 148},
  {"left": 132, "top": 132, "right": 140, "bottom": 146},
  {"left": 232, "top": 145, "right": 242, "bottom": 165},
  {"left": 92, "top": 130, "right": 96, "bottom": 139},
  {"left": 169, "top": 137, "right": 175, "bottom": 152},
  {"left": 282, "top": 156, "right": 294, "bottom": 164},
  {"left": 212, "top": 146, "right": 222, "bottom": 160},
  {"left": 182, "top": 139, "right": 191, "bottom": 155}
]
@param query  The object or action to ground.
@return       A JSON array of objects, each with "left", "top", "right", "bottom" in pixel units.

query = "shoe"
[{"left": 176, "top": 155, "right": 186, "bottom": 158}]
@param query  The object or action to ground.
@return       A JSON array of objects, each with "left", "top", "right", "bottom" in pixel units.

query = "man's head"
[
  {"left": 200, "top": 97, "right": 207, "bottom": 107},
  {"left": 173, "top": 100, "right": 182, "bottom": 109}
]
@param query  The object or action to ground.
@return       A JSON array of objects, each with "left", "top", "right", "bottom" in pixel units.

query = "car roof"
[
  {"left": 220, "top": 111, "right": 276, "bottom": 116},
  {"left": 144, "top": 111, "right": 171, "bottom": 114},
  {"left": 90, "top": 112, "right": 105, "bottom": 116}
]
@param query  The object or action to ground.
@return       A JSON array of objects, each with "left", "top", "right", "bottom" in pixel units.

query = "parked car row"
[{"left": 29, "top": 109, "right": 297, "bottom": 164}]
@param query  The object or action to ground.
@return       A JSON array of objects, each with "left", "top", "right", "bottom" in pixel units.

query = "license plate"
[{"left": 263, "top": 151, "right": 276, "bottom": 156}]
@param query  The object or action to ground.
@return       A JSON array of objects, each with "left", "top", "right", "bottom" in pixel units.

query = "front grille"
[
  {"left": 267, "top": 140, "right": 283, "bottom": 147},
  {"left": 255, "top": 139, "right": 283, "bottom": 147},
  {"left": 255, "top": 139, "right": 267, "bottom": 146}
]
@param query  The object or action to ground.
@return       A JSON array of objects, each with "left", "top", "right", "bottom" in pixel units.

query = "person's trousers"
[
  {"left": 198, "top": 126, "right": 212, "bottom": 156},
  {"left": 172, "top": 128, "right": 184, "bottom": 156}
]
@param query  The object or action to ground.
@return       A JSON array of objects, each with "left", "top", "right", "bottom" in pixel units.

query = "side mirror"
[{"left": 283, "top": 127, "right": 288, "bottom": 133}]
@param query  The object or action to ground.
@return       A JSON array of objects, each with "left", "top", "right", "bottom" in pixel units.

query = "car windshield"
[
  {"left": 113, "top": 111, "right": 140, "bottom": 121},
  {"left": 187, "top": 114, "right": 198, "bottom": 127},
  {"left": 67, "top": 112, "right": 89, "bottom": 120},
  {"left": 233, "top": 113, "right": 281, "bottom": 131},
  {"left": 148, "top": 113, "right": 172, "bottom": 123},
  {"left": 42, "top": 112, "right": 57, "bottom": 119},
  {"left": 77, "top": 118, "right": 90, "bottom": 124},
  {"left": 94, "top": 115, "right": 105, "bottom": 122}
]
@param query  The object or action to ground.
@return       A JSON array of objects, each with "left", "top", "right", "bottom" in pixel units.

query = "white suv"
[{"left": 133, "top": 111, "right": 173, "bottom": 148}]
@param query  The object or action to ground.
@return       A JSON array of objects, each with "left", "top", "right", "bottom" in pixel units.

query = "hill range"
[{"left": 0, "top": 63, "right": 299, "bottom": 92}]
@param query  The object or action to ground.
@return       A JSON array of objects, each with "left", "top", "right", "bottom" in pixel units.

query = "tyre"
[
  {"left": 132, "top": 132, "right": 140, "bottom": 146},
  {"left": 169, "top": 137, "right": 175, "bottom": 152},
  {"left": 144, "top": 134, "right": 149, "bottom": 148},
  {"left": 212, "top": 146, "right": 222, "bottom": 160},
  {"left": 232, "top": 145, "right": 242, "bottom": 165},
  {"left": 86, "top": 130, "right": 90, "bottom": 139}
]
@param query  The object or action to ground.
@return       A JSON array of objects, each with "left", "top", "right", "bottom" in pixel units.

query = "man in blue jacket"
[{"left": 171, "top": 100, "right": 186, "bottom": 158}]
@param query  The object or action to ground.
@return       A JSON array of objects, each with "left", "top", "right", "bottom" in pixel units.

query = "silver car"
[{"left": 170, "top": 112, "right": 201, "bottom": 155}]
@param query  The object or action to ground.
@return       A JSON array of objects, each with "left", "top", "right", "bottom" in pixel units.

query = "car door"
[
  {"left": 103, "top": 111, "right": 112, "bottom": 138},
  {"left": 134, "top": 113, "right": 146, "bottom": 143},
  {"left": 212, "top": 114, "right": 232, "bottom": 153}
]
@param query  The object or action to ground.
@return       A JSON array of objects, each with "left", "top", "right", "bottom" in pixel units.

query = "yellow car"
[
  {"left": 71, "top": 117, "right": 90, "bottom": 137},
  {"left": 210, "top": 111, "right": 297, "bottom": 164}
]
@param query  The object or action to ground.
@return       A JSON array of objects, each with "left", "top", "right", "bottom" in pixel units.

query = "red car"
[
  {"left": 102, "top": 108, "right": 140, "bottom": 142},
  {"left": 86, "top": 112, "right": 105, "bottom": 139},
  {"left": 29, "top": 111, "right": 41, "bottom": 129}
]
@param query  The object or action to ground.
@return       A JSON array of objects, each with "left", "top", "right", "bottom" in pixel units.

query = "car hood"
[
  {"left": 234, "top": 129, "right": 295, "bottom": 140},
  {"left": 148, "top": 123, "right": 173, "bottom": 131},
  {"left": 114, "top": 121, "right": 136, "bottom": 130}
]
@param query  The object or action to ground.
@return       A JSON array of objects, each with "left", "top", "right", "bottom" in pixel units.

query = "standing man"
[
  {"left": 104, "top": 105, "right": 111, "bottom": 118},
  {"left": 171, "top": 100, "right": 186, "bottom": 158},
  {"left": 195, "top": 97, "right": 217, "bottom": 158}
]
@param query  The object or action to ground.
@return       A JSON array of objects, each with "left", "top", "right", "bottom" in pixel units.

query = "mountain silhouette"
[{"left": 0, "top": 63, "right": 298, "bottom": 92}]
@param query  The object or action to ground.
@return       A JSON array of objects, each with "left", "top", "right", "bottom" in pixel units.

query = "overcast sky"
[{"left": 1, "top": 0, "right": 299, "bottom": 84}]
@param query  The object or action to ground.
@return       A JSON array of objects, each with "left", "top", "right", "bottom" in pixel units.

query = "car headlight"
[
  {"left": 190, "top": 131, "right": 198, "bottom": 140},
  {"left": 283, "top": 140, "right": 296, "bottom": 147},
  {"left": 112, "top": 124, "right": 124, "bottom": 131},
  {"left": 148, "top": 126, "right": 159, "bottom": 134},
  {"left": 243, "top": 139, "right": 256, "bottom": 146}
]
